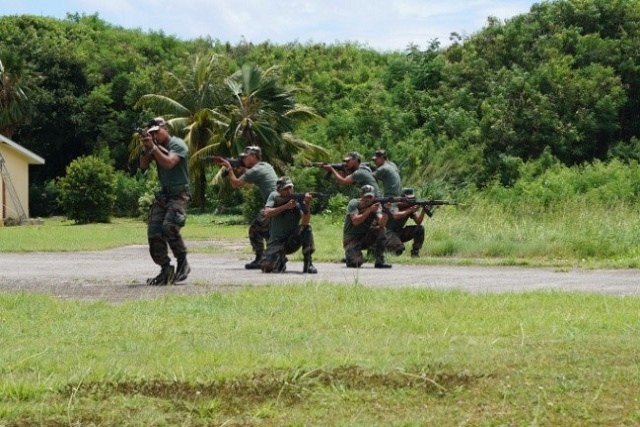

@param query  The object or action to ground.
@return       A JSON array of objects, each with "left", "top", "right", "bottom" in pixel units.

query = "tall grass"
[{"left": 3, "top": 201, "right": 637, "bottom": 268}]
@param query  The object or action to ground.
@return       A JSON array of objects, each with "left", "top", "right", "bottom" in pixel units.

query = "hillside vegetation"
[{"left": 2, "top": 0, "right": 640, "bottom": 214}]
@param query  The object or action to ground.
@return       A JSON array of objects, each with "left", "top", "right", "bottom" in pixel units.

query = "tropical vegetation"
[{"left": 1, "top": 0, "right": 640, "bottom": 219}]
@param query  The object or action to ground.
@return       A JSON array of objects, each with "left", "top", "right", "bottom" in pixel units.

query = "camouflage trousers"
[
  {"left": 248, "top": 208, "right": 271, "bottom": 257},
  {"left": 343, "top": 225, "right": 386, "bottom": 268},
  {"left": 260, "top": 225, "right": 315, "bottom": 272},
  {"left": 385, "top": 224, "right": 425, "bottom": 255},
  {"left": 147, "top": 192, "right": 191, "bottom": 266}
]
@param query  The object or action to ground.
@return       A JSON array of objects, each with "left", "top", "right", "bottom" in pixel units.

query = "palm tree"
[
  {"left": 221, "top": 64, "right": 328, "bottom": 173},
  {"left": 0, "top": 51, "right": 37, "bottom": 138},
  {"left": 134, "top": 53, "right": 228, "bottom": 210}
]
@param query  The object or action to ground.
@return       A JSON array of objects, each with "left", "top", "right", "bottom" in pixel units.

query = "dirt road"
[{"left": 0, "top": 244, "right": 638, "bottom": 302}]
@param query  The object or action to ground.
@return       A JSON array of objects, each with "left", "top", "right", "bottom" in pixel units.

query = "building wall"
[{"left": 0, "top": 145, "right": 30, "bottom": 220}]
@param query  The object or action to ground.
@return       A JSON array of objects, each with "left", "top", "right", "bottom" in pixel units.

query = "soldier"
[
  {"left": 260, "top": 176, "right": 317, "bottom": 274},
  {"left": 371, "top": 149, "right": 402, "bottom": 197},
  {"left": 322, "top": 151, "right": 380, "bottom": 196},
  {"left": 342, "top": 184, "right": 392, "bottom": 269},
  {"left": 139, "top": 117, "right": 191, "bottom": 286},
  {"left": 385, "top": 187, "right": 432, "bottom": 257},
  {"left": 218, "top": 146, "right": 277, "bottom": 269}
]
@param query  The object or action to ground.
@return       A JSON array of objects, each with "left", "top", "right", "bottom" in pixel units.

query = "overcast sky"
[{"left": 3, "top": 0, "right": 540, "bottom": 52}]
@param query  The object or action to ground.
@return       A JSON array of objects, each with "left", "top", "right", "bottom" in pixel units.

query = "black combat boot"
[
  {"left": 175, "top": 257, "right": 191, "bottom": 282},
  {"left": 147, "top": 264, "right": 175, "bottom": 286},
  {"left": 374, "top": 256, "right": 392, "bottom": 269},
  {"left": 303, "top": 255, "right": 317, "bottom": 274},
  {"left": 245, "top": 253, "right": 263, "bottom": 270}
]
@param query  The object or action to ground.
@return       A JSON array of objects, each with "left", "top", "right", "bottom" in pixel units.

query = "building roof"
[{"left": 0, "top": 133, "right": 45, "bottom": 165}]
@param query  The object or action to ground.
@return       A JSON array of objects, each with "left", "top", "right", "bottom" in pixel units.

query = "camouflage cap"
[
  {"left": 146, "top": 117, "right": 167, "bottom": 133},
  {"left": 276, "top": 176, "right": 294, "bottom": 190},
  {"left": 371, "top": 149, "right": 387, "bottom": 160},
  {"left": 343, "top": 151, "right": 361, "bottom": 162},
  {"left": 401, "top": 187, "right": 415, "bottom": 198},
  {"left": 360, "top": 184, "right": 376, "bottom": 197}
]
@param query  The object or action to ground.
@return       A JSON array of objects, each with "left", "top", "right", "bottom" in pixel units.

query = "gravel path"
[{"left": 0, "top": 245, "right": 638, "bottom": 302}]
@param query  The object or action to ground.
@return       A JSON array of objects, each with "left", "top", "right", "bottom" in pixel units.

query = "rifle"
[
  {"left": 203, "top": 156, "right": 244, "bottom": 169},
  {"left": 135, "top": 127, "right": 169, "bottom": 154},
  {"left": 303, "top": 162, "right": 372, "bottom": 179},
  {"left": 369, "top": 197, "right": 457, "bottom": 206},
  {"left": 303, "top": 162, "right": 346, "bottom": 171},
  {"left": 274, "top": 192, "right": 331, "bottom": 212}
]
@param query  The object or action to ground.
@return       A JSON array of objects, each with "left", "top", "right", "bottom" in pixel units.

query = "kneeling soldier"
[
  {"left": 385, "top": 187, "right": 431, "bottom": 257},
  {"left": 260, "top": 177, "right": 317, "bottom": 274},
  {"left": 342, "top": 184, "right": 392, "bottom": 268}
]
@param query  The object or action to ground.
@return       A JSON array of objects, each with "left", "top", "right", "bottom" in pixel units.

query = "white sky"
[{"left": 2, "top": 0, "right": 539, "bottom": 52}]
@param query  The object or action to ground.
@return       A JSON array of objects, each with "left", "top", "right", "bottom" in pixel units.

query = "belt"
[{"left": 161, "top": 184, "right": 190, "bottom": 195}]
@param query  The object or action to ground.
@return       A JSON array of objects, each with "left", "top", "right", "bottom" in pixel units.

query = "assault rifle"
[
  {"left": 303, "top": 162, "right": 372, "bottom": 178},
  {"left": 274, "top": 192, "right": 331, "bottom": 212},
  {"left": 303, "top": 162, "right": 347, "bottom": 171},
  {"left": 359, "top": 197, "right": 457, "bottom": 215},
  {"left": 371, "top": 197, "right": 458, "bottom": 207},
  {"left": 203, "top": 156, "right": 244, "bottom": 169}
]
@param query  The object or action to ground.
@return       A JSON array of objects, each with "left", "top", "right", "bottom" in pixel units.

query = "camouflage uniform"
[
  {"left": 259, "top": 178, "right": 316, "bottom": 273},
  {"left": 146, "top": 135, "right": 191, "bottom": 264},
  {"left": 342, "top": 185, "right": 390, "bottom": 268},
  {"left": 239, "top": 160, "right": 278, "bottom": 266}
]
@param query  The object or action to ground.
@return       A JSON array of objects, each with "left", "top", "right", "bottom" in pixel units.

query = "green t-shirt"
[
  {"left": 373, "top": 161, "right": 401, "bottom": 197},
  {"left": 265, "top": 190, "right": 301, "bottom": 242},
  {"left": 157, "top": 136, "right": 189, "bottom": 187},
  {"left": 240, "top": 162, "right": 278, "bottom": 201},
  {"left": 343, "top": 198, "right": 379, "bottom": 239},
  {"left": 349, "top": 165, "right": 380, "bottom": 196},
  {"left": 386, "top": 203, "right": 411, "bottom": 232}
]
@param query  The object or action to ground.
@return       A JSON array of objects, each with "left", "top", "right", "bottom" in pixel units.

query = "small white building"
[{"left": 0, "top": 133, "right": 45, "bottom": 225}]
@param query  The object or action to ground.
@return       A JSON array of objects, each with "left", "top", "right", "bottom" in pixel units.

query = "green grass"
[
  {"left": 1, "top": 287, "right": 639, "bottom": 426},
  {"left": 2, "top": 205, "right": 640, "bottom": 425},
  {"left": 3, "top": 201, "right": 640, "bottom": 268}
]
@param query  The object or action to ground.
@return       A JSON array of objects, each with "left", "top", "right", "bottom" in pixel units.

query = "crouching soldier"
[
  {"left": 342, "top": 184, "right": 392, "bottom": 268},
  {"left": 385, "top": 187, "right": 431, "bottom": 257},
  {"left": 259, "top": 177, "right": 317, "bottom": 274}
]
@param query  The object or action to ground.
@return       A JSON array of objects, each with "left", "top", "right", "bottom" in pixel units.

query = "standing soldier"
[
  {"left": 371, "top": 149, "right": 402, "bottom": 197},
  {"left": 342, "top": 184, "right": 392, "bottom": 269},
  {"left": 260, "top": 176, "right": 318, "bottom": 274},
  {"left": 218, "top": 146, "right": 277, "bottom": 269},
  {"left": 139, "top": 117, "right": 192, "bottom": 286},
  {"left": 385, "top": 188, "right": 432, "bottom": 257},
  {"left": 322, "top": 151, "right": 380, "bottom": 196}
]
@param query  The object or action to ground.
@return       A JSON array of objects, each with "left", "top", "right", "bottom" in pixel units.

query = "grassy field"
[
  {"left": 1, "top": 207, "right": 639, "bottom": 425},
  {"left": 2, "top": 201, "right": 640, "bottom": 268}
]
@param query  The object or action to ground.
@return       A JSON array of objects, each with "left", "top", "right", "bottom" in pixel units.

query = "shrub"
[
  {"left": 57, "top": 155, "right": 117, "bottom": 224},
  {"left": 113, "top": 170, "right": 148, "bottom": 217},
  {"left": 29, "top": 179, "right": 62, "bottom": 217}
]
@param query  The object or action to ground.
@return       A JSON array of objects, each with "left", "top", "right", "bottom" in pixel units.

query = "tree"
[
  {"left": 57, "top": 155, "right": 116, "bottom": 224},
  {"left": 0, "top": 51, "right": 37, "bottom": 138},
  {"left": 221, "top": 64, "right": 328, "bottom": 173},
  {"left": 135, "top": 53, "right": 230, "bottom": 210}
]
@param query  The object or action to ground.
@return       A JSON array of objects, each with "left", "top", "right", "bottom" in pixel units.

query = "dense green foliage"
[
  {"left": 57, "top": 155, "right": 116, "bottom": 223},
  {"left": 2, "top": 0, "right": 640, "bottom": 215}
]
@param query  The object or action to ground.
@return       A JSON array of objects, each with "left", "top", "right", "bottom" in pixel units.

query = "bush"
[
  {"left": 29, "top": 179, "right": 62, "bottom": 217},
  {"left": 57, "top": 155, "right": 117, "bottom": 224},
  {"left": 113, "top": 170, "right": 148, "bottom": 217}
]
